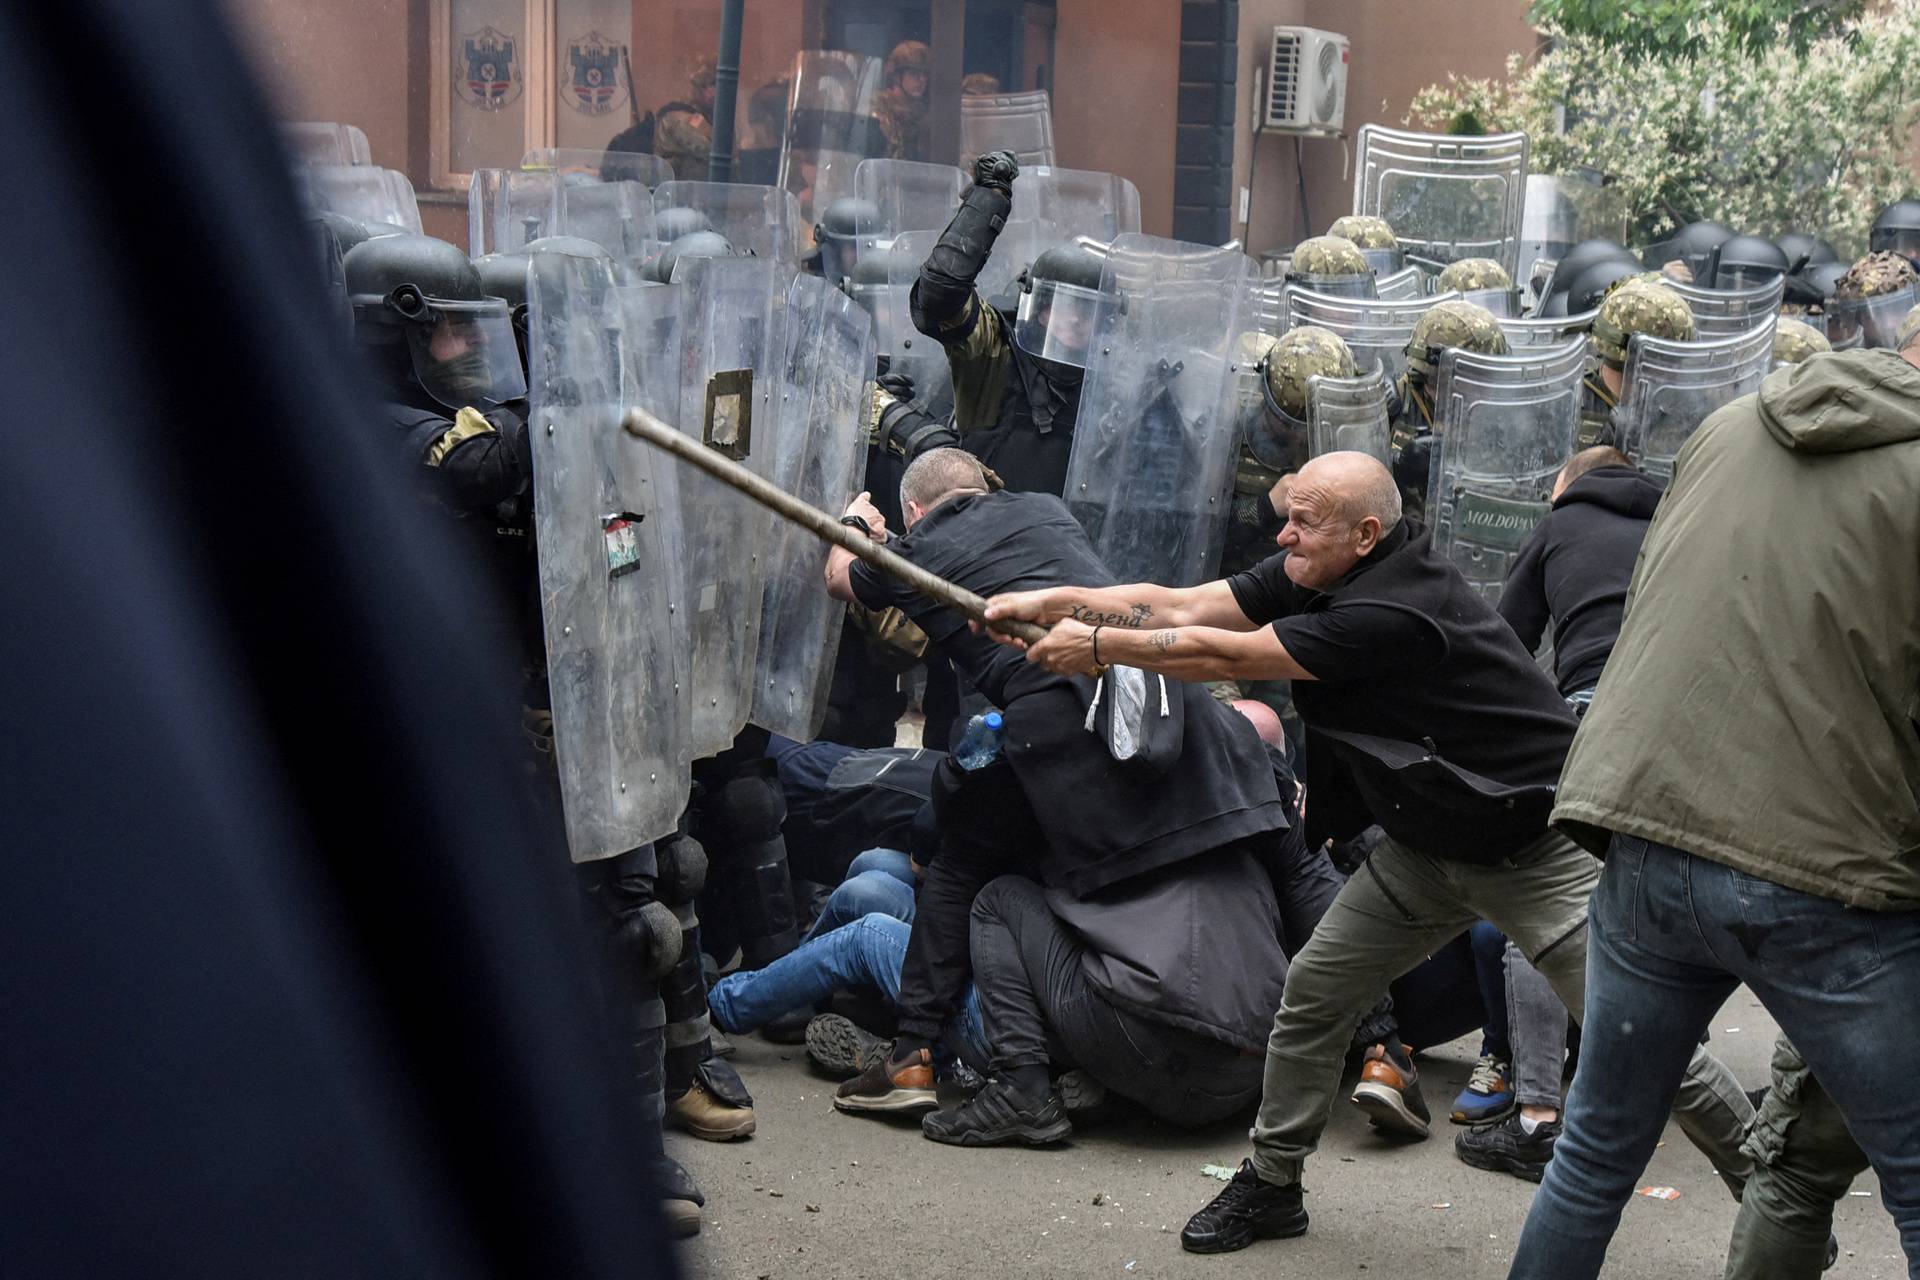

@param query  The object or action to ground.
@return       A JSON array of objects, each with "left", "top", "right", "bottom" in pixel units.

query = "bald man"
[{"left": 985, "top": 451, "right": 1754, "bottom": 1255}]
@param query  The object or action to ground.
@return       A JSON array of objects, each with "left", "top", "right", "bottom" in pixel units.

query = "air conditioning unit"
[{"left": 1265, "top": 26, "right": 1348, "bottom": 134}]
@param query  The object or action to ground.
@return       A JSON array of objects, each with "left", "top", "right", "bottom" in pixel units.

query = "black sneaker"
[
  {"left": 1454, "top": 1112, "right": 1561, "bottom": 1183},
  {"left": 805, "top": 1013, "right": 889, "bottom": 1079},
  {"left": 1180, "top": 1160, "right": 1309, "bottom": 1254},
  {"left": 1055, "top": 1068, "right": 1112, "bottom": 1119},
  {"left": 921, "top": 1078, "right": 1071, "bottom": 1147}
]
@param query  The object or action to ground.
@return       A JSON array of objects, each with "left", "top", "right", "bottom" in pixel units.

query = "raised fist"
[{"left": 972, "top": 149, "right": 1019, "bottom": 195}]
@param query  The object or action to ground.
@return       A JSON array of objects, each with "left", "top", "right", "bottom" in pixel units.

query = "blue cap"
[{"left": 983, "top": 711, "right": 1003, "bottom": 730}]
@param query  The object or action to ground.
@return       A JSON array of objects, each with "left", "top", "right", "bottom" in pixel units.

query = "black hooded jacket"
[{"left": 1497, "top": 464, "right": 1665, "bottom": 697}]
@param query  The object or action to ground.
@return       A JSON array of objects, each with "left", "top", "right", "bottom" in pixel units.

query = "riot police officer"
[
  {"left": 1390, "top": 299, "right": 1510, "bottom": 522},
  {"left": 1225, "top": 326, "right": 1359, "bottom": 573},
  {"left": 1585, "top": 277, "right": 1697, "bottom": 444},
  {"left": 1435, "top": 257, "right": 1518, "bottom": 316},
  {"left": 1286, "top": 234, "right": 1376, "bottom": 298},
  {"left": 1773, "top": 316, "right": 1832, "bottom": 367},
  {"left": 1828, "top": 251, "right": 1920, "bottom": 348},
  {"left": 910, "top": 149, "right": 1114, "bottom": 496},
  {"left": 1328, "top": 214, "right": 1405, "bottom": 275},
  {"left": 1869, "top": 198, "right": 1920, "bottom": 271}
]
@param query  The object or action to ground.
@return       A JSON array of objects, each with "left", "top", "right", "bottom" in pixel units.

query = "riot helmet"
[
  {"left": 1647, "top": 219, "right": 1734, "bottom": 277},
  {"left": 654, "top": 206, "right": 714, "bottom": 244},
  {"left": 1827, "top": 251, "right": 1920, "bottom": 349},
  {"left": 1253, "top": 325, "right": 1358, "bottom": 471},
  {"left": 1706, "top": 234, "right": 1789, "bottom": 290},
  {"left": 1785, "top": 260, "right": 1849, "bottom": 314},
  {"left": 1772, "top": 317, "right": 1831, "bottom": 367},
  {"left": 1564, "top": 259, "right": 1649, "bottom": 317},
  {"left": 319, "top": 210, "right": 381, "bottom": 257},
  {"left": 1435, "top": 257, "right": 1517, "bottom": 317},
  {"left": 815, "top": 196, "right": 877, "bottom": 289},
  {"left": 1404, "top": 299, "right": 1509, "bottom": 383},
  {"left": 1774, "top": 232, "right": 1840, "bottom": 273},
  {"left": 652, "top": 230, "right": 736, "bottom": 284},
  {"left": 1543, "top": 238, "right": 1637, "bottom": 307},
  {"left": 1285, "top": 235, "right": 1376, "bottom": 300},
  {"left": 344, "top": 233, "right": 527, "bottom": 410},
  {"left": 1869, "top": 199, "right": 1920, "bottom": 267},
  {"left": 1328, "top": 215, "right": 1404, "bottom": 275},
  {"left": 1535, "top": 288, "right": 1571, "bottom": 318},
  {"left": 472, "top": 253, "right": 532, "bottom": 310},
  {"left": 1014, "top": 242, "right": 1112, "bottom": 368},
  {"left": 1591, "top": 278, "right": 1695, "bottom": 367}
]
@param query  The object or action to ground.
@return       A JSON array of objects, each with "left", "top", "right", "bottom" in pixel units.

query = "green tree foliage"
[
  {"left": 1409, "top": 4, "right": 1920, "bottom": 254},
  {"left": 1528, "top": 0, "right": 1865, "bottom": 57}
]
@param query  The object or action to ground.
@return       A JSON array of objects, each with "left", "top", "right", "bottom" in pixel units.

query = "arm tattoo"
[
  {"left": 1147, "top": 629, "right": 1176, "bottom": 653},
  {"left": 1067, "top": 602, "right": 1155, "bottom": 629}
]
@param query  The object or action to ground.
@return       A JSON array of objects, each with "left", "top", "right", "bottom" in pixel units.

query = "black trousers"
[{"left": 968, "top": 875, "right": 1263, "bottom": 1125}]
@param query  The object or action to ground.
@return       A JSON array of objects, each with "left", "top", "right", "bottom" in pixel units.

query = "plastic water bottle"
[{"left": 953, "top": 710, "right": 1005, "bottom": 771}]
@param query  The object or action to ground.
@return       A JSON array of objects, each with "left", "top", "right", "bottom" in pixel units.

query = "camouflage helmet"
[
  {"left": 1435, "top": 257, "right": 1513, "bottom": 293},
  {"left": 1834, "top": 251, "right": 1919, "bottom": 303},
  {"left": 1404, "top": 300, "right": 1508, "bottom": 380},
  {"left": 1288, "top": 235, "right": 1371, "bottom": 278},
  {"left": 885, "top": 41, "right": 930, "bottom": 85},
  {"left": 1262, "top": 325, "right": 1358, "bottom": 422},
  {"left": 1591, "top": 279, "right": 1695, "bottom": 367},
  {"left": 1773, "top": 316, "right": 1832, "bottom": 365},
  {"left": 1898, "top": 304, "right": 1920, "bottom": 353},
  {"left": 1328, "top": 215, "right": 1398, "bottom": 251}
]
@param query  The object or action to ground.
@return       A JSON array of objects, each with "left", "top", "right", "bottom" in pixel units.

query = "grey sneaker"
[{"left": 805, "top": 1012, "right": 889, "bottom": 1079}]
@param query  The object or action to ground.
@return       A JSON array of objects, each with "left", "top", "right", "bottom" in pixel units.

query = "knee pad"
[
  {"left": 618, "top": 900, "right": 683, "bottom": 981},
  {"left": 702, "top": 763, "right": 798, "bottom": 969},
  {"left": 656, "top": 833, "right": 708, "bottom": 905}
]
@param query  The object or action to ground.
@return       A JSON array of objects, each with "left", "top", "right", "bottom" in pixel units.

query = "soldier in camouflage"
[
  {"left": 1328, "top": 214, "right": 1404, "bottom": 275},
  {"left": 1223, "top": 325, "right": 1359, "bottom": 574},
  {"left": 1828, "top": 251, "right": 1920, "bottom": 348},
  {"left": 1390, "top": 299, "right": 1509, "bottom": 523},
  {"left": 1286, "top": 234, "right": 1375, "bottom": 298},
  {"left": 873, "top": 41, "right": 930, "bottom": 162},
  {"left": 1773, "top": 316, "right": 1832, "bottom": 367},
  {"left": 1435, "top": 258, "right": 1511, "bottom": 292},
  {"left": 1580, "top": 277, "right": 1695, "bottom": 448},
  {"left": 654, "top": 58, "right": 717, "bottom": 182}
]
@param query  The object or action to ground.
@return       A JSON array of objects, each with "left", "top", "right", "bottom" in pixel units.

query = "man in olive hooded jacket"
[{"left": 1507, "top": 345, "right": 1920, "bottom": 1280}]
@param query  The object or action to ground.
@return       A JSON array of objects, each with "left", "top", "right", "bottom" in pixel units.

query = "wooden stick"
[{"left": 621, "top": 407, "right": 1049, "bottom": 644}]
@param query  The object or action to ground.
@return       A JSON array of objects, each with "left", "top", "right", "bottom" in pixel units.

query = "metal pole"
[
  {"left": 707, "top": 0, "right": 746, "bottom": 182},
  {"left": 622, "top": 407, "right": 1048, "bottom": 644}
]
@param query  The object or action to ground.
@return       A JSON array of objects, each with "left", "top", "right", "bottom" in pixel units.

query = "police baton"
[{"left": 622, "top": 407, "right": 1049, "bottom": 645}]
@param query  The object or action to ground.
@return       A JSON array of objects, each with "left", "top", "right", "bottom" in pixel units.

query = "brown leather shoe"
[
  {"left": 833, "top": 1045, "right": 937, "bottom": 1114},
  {"left": 1350, "top": 1043, "right": 1431, "bottom": 1138},
  {"left": 666, "top": 1078, "right": 757, "bottom": 1141}
]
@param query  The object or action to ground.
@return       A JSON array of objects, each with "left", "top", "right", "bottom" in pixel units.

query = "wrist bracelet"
[
  {"left": 1091, "top": 625, "right": 1104, "bottom": 667},
  {"left": 840, "top": 514, "right": 874, "bottom": 538}
]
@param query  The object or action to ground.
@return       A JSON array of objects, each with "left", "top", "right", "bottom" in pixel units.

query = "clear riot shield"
[
  {"left": 1427, "top": 338, "right": 1587, "bottom": 603},
  {"left": 475, "top": 169, "right": 560, "bottom": 253},
  {"left": 675, "top": 255, "right": 788, "bottom": 756},
  {"left": 978, "top": 219, "right": 1051, "bottom": 309},
  {"left": 874, "top": 229, "right": 955, "bottom": 418},
  {"left": 1824, "top": 283, "right": 1918, "bottom": 350},
  {"left": 959, "top": 90, "right": 1057, "bottom": 168},
  {"left": 1306, "top": 363, "right": 1393, "bottom": 462},
  {"left": 1064, "top": 236, "right": 1253, "bottom": 586},
  {"left": 282, "top": 122, "right": 372, "bottom": 167},
  {"left": 1353, "top": 126, "right": 1529, "bottom": 278},
  {"left": 525, "top": 253, "right": 691, "bottom": 860},
  {"left": 1500, "top": 311, "right": 1597, "bottom": 350},
  {"left": 1517, "top": 173, "right": 1629, "bottom": 293},
  {"left": 749, "top": 276, "right": 876, "bottom": 740},
  {"left": 555, "top": 179, "right": 655, "bottom": 262},
  {"left": 651, "top": 181, "right": 804, "bottom": 265},
  {"left": 297, "top": 165, "right": 422, "bottom": 234},
  {"left": 1285, "top": 289, "right": 1462, "bottom": 386},
  {"left": 854, "top": 158, "right": 967, "bottom": 244},
  {"left": 1013, "top": 166, "right": 1143, "bottom": 244},
  {"left": 523, "top": 146, "right": 673, "bottom": 189},
  {"left": 1375, "top": 266, "right": 1426, "bottom": 301},
  {"left": 1670, "top": 276, "right": 1786, "bottom": 340},
  {"left": 1617, "top": 320, "right": 1776, "bottom": 480},
  {"left": 778, "top": 51, "right": 889, "bottom": 235}
]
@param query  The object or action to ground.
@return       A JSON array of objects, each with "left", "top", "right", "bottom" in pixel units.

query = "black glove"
[
  {"left": 876, "top": 370, "right": 918, "bottom": 403},
  {"left": 971, "top": 149, "right": 1019, "bottom": 196}
]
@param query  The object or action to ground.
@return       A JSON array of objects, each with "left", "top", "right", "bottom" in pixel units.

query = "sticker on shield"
[
  {"left": 1453, "top": 490, "right": 1547, "bottom": 554},
  {"left": 703, "top": 369, "right": 754, "bottom": 461},
  {"left": 565, "top": 31, "right": 626, "bottom": 117},
  {"left": 603, "top": 511, "right": 646, "bottom": 580},
  {"left": 458, "top": 26, "right": 523, "bottom": 111}
]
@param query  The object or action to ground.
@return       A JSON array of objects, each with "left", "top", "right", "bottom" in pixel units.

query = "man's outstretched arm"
[
  {"left": 984, "top": 578, "right": 1256, "bottom": 636},
  {"left": 1023, "top": 617, "right": 1318, "bottom": 684}
]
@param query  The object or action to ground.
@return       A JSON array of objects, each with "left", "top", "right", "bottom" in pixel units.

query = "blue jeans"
[
  {"left": 801, "top": 856, "right": 917, "bottom": 943},
  {"left": 707, "top": 912, "right": 989, "bottom": 1070},
  {"left": 1508, "top": 837, "right": 1920, "bottom": 1279}
]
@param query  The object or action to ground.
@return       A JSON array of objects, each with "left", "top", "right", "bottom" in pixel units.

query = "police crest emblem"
[
  {"left": 565, "top": 31, "right": 626, "bottom": 117},
  {"left": 458, "top": 26, "right": 522, "bottom": 110}
]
